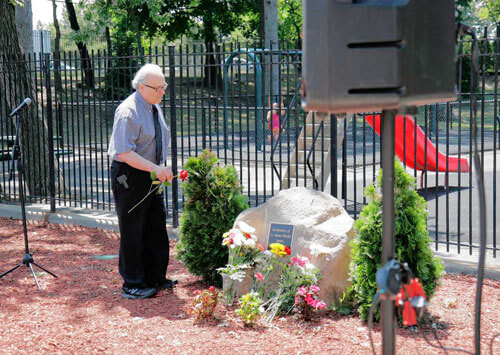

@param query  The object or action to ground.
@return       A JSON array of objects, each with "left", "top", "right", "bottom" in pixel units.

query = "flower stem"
[{"left": 128, "top": 183, "right": 161, "bottom": 213}]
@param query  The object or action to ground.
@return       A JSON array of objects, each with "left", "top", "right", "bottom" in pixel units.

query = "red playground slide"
[{"left": 364, "top": 114, "right": 469, "bottom": 175}]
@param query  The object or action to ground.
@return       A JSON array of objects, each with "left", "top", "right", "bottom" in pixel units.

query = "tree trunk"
[
  {"left": 263, "top": 0, "right": 279, "bottom": 102},
  {"left": 202, "top": 20, "right": 221, "bottom": 88},
  {"left": 51, "top": 0, "right": 63, "bottom": 93},
  {"left": 0, "top": 0, "right": 55, "bottom": 197},
  {"left": 14, "top": 0, "right": 33, "bottom": 54},
  {"left": 105, "top": 25, "right": 112, "bottom": 65},
  {"left": 64, "top": 0, "right": 95, "bottom": 89}
]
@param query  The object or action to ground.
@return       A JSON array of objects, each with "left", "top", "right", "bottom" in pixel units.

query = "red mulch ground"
[{"left": 0, "top": 217, "right": 499, "bottom": 354}]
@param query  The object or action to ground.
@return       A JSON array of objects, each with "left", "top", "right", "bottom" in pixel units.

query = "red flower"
[
  {"left": 244, "top": 232, "right": 252, "bottom": 239},
  {"left": 179, "top": 169, "right": 189, "bottom": 181},
  {"left": 305, "top": 294, "right": 314, "bottom": 305},
  {"left": 284, "top": 246, "right": 291, "bottom": 255},
  {"left": 208, "top": 286, "right": 215, "bottom": 292}
]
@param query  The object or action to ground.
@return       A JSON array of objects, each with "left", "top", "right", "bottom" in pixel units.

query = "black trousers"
[{"left": 110, "top": 160, "right": 169, "bottom": 289}]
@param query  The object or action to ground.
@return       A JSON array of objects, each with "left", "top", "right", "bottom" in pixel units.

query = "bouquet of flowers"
[
  {"left": 260, "top": 254, "right": 322, "bottom": 322},
  {"left": 217, "top": 222, "right": 262, "bottom": 303},
  {"left": 294, "top": 285, "right": 327, "bottom": 321},
  {"left": 250, "top": 242, "right": 291, "bottom": 297},
  {"left": 217, "top": 222, "right": 261, "bottom": 280}
]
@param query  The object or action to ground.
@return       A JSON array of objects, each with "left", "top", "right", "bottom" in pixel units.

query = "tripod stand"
[{"left": 0, "top": 100, "right": 57, "bottom": 290}]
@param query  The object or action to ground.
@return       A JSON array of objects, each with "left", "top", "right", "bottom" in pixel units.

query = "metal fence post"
[
  {"left": 202, "top": 107, "right": 207, "bottom": 149},
  {"left": 168, "top": 46, "right": 179, "bottom": 228},
  {"left": 44, "top": 54, "right": 56, "bottom": 213},
  {"left": 331, "top": 114, "right": 338, "bottom": 197},
  {"left": 341, "top": 118, "right": 347, "bottom": 200}
]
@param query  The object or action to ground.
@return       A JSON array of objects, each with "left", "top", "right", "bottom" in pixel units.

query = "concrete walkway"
[{"left": 0, "top": 201, "right": 499, "bottom": 281}]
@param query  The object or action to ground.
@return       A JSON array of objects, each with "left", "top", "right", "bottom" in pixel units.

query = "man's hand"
[
  {"left": 154, "top": 166, "right": 173, "bottom": 182},
  {"left": 117, "top": 152, "right": 173, "bottom": 182}
]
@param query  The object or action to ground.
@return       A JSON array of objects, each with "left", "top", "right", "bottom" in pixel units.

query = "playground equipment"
[
  {"left": 222, "top": 48, "right": 301, "bottom": 151},
  {"left": 364, "top": 114, "right": 470, "bottom": 187}
]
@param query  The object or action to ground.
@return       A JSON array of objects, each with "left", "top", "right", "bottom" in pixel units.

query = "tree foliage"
[
  {"left": 176, "top": 150, "right": 249, "bottom": 286},
  {"left": 477, "top": 0, "right": 500, "bottom": 23},
  {"left": 278, "top": 0, "right": 302, "bottom": 46},
  {"left": 336, "top": 161, "right": 444, "bottom": 322}
]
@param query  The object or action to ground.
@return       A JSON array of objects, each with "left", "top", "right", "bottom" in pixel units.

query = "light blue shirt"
[{"left": 108, "top": 91, "right": 170, "bottom": 164}]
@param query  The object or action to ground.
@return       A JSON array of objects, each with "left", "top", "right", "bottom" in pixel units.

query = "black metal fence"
[{"left": 0, "top": 36, "right": 498, "bottom": 258}]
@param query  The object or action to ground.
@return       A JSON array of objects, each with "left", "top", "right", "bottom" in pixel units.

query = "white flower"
[
  {"left": 238, "top": 221, "right": 256, "bottom": 234},
  {"left": 304, "top": 262, "right": 317, "bottom": 273},
  {"left": 243, "top": 238, "right": 256, "bottom": 248},
  {"left": 309, "top": 243, "right": 335, "bottom": 260},
  {"left": 229, "top": 271, "right": 247, "bottom": 282},
  {"left": 232, "top": 236, "right": 243, "bottom": 246}
]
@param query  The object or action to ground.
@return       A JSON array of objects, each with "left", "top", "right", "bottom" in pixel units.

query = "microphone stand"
[{"left": 0, "top": 104, "right": 57, "bottom": 290}]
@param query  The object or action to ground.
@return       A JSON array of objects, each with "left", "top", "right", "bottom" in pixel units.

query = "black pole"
[
  {"left": 168, "top": 46, "right": 179, "bottom": 228},
  {"left": 381, "top": 109, "right": 396, "bottom": 355},
  {"left": 341, "top": 118, "right": 347, "bottom": 200},
  {"left": 331, "top": 114, "right": 338, "bottom": 197},
  {"left": 44, "top": 55, "right": 56, "bottom": 212},
  {"left": 202, "top": 107, "right": 207, "bottom": 150},
  {"left": 10, "top": 113, "right": 30, "bottom": 255},
  {"left": 0, "top": 99, "right": 58, "bottom": 289}
]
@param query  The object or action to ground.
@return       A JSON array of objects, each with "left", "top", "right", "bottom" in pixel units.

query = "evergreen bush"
[
  {"left": 338, "top": 160, "right": 444, "bottom": 321},
  {"left": 176, "top": 150, "right": 249, "bottom": 286}
]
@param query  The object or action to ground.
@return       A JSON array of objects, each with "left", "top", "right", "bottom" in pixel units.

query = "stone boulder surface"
[{"left": 229, "top": 187, "right": 356, "bottom": 304}]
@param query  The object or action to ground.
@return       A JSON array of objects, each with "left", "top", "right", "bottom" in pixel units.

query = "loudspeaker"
[{"left": 302, "top": 0, "right": 456, "bottom": 114}]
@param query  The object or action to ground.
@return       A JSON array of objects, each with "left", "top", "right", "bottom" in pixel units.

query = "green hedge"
[
  {"left": 176, "top": 150, "right": 249, "bottom": 286},
  {"left": 338, "top": 160, "right": 444, "bottom": 321}
]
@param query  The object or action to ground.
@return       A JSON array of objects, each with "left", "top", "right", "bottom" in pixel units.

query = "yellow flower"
[{"left": 269, "top": 243, "right": 287, "bottom": 257}]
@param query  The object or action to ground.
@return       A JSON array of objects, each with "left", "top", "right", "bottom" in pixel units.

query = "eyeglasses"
[{"left": 143, "top": 83, "right": 168, "bottom": 93}]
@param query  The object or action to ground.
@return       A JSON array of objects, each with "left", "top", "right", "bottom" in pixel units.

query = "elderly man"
[{"left": 108, "top": 64, "right": 176, "bottom": 299}]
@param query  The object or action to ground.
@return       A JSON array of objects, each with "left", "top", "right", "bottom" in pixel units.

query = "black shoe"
[
  {"left": 156, "top": 279, "right": 178, "bottom": 290},
  {"left": 122, "top": 286, "right": 157, "bottom": 299}
]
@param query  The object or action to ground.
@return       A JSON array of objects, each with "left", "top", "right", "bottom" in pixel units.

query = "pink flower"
[
  {"left": 254, "top": 272, "right": 264, "bottom": 282},
  {"left": 310, "top": 285, "right": 320, "bottom": 293},
  {"left": 311, "top": 299, "right": 319, "bottom": 308},
  {"left": 316, "top": 301, "right": 327, "bottom": 310},
  {"left": 208, "top": 286, "right": 215, "bottom": 292},
  {"left": 291, "top": 257, "right": 307, "bottom": 267},
  {"left": 297, "top": 286, "right": 307, "bottom": 296},
  {"left": 193, "top": 290, "right": 200, "bottom": 295}
]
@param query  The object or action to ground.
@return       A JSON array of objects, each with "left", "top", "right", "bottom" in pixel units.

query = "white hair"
[{"left": 131, "top": 64, "right": 164, "bottom": 89}]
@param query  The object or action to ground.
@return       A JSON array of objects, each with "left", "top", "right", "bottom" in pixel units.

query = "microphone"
[{"left": 9, "top": 98, "right": 32, "bottom": 117}]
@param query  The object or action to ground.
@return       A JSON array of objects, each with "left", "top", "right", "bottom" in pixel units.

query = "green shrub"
[
  {"left": 339, "top": 160, "right": 444, "bottom": 321},
  {"left": 176, "top": 150, "right": 249, "bottom": 286}
]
